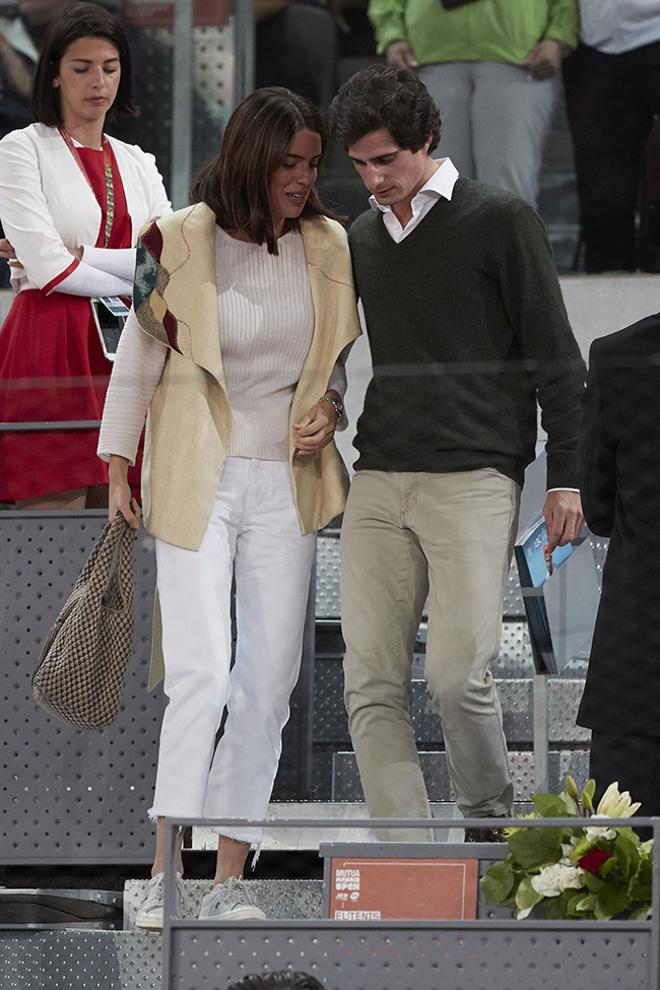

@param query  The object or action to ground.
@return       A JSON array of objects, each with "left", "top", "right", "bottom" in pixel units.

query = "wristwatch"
[{"left": 320, "top": 393, "right": 344, "bottom": 421}]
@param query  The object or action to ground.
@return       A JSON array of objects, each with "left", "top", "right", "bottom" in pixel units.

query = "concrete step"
[
  {"left": 331, "top": 750, "right": 589, "bottom": 803},
  {"left": 190, "top": 802, "right": 477, "bottom": 852},
  {"left": 124, "top": 879, "right": 323, "bottom": 929}
]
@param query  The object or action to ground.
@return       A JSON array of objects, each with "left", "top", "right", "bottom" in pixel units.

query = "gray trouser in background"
[
  {"left": 341, "top": 469, "right": 520, "bottom": 841},
  {"left": 418, "top": 60, "right": 559, "bottom": 208}
]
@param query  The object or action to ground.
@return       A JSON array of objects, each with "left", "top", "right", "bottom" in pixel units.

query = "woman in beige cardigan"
[{"left": 98, "top": 88, "right": 360, "bottom": 927}]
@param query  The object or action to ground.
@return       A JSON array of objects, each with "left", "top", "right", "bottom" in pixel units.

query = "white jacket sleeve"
[
  {"left": 0, "top": 130, "right": 86, "bottom": 293},
  {"left": 141, "top": 147, "right": 172, "bottom": 220},
  {"left": 97, "top": 308, "right": 166, "bottom": 464},
  {"left": 81, "top": 246, "right": 136, "bottom": 281}
]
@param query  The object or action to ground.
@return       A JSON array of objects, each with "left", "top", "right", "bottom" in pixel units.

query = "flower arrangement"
[{"left": 480, "top": 778, "right": 653, "bottom": 921}]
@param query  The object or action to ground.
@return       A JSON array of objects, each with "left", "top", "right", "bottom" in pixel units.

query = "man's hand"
[
  {"left": 543, "top": 490, "right": 584, "bottom": 553},
  {"left": 386, "top": 39, "right": 419, "bottom": 70},
  {"left": 292, "top": 400, "right": 337, "bottom": 455},
  {"left": 521, "top": 39, "right": 563, "bottom": 80}
]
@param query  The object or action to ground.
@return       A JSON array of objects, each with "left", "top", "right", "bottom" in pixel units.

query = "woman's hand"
[
  {"left": 292, "top": 399, "right": 337, "bottom": 455},
  {"left": 521, "top": 39, "right": 563, "bottom": 80},
  {"left": 0, "top": 236, "right": 21, "bottom": 268},
  {"left": 108, "top": 455, "right": 141, "bottom": 529}
]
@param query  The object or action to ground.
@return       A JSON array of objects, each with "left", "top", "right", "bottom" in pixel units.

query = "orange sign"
[{"left": 329, "top": 857, "right": 479, "bottom": 921}]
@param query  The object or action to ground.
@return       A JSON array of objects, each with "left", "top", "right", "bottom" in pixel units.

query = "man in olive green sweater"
[
  {"left": 328, "top": 66, "right": 585, "bottom": 841},
  {"left": 368, "top": 0, "right": 578, "bottom": 207}
]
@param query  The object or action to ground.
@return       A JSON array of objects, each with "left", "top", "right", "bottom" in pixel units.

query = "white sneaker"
[
  {"left": 134, "top": 871, "right": 185, "bottom": 930},
  {"left": 198, "top": 877, "right": 266, "bottom": 922}
]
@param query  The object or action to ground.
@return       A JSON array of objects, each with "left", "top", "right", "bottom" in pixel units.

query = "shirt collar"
[{"left": 369, "top": 157, "right": 459, "bottom": 214}]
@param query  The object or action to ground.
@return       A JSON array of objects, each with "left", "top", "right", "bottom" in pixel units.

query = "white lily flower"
[{"left": 595, "top": 782, "right": 641, "bottom": 819}]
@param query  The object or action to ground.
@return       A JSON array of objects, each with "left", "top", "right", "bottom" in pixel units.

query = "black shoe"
[{"left": 464, "top": 816, "right": 507, "bottom": 843}]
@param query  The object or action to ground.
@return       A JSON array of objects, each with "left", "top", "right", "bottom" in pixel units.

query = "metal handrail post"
[
  {"left": 170, "top": 0, "right": 194, "bottom": 208},
  {"left": 233, "top": 0, "right": 255, "bottom": 104}
]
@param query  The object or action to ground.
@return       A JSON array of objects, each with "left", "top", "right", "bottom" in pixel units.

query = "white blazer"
[{"left": 0, "top": 122, "right": 171, "bottom": 297}]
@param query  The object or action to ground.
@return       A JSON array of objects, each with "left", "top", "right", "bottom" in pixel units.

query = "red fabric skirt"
[{"left": 0, "top": 289, "right": 141, "bottom": 501}]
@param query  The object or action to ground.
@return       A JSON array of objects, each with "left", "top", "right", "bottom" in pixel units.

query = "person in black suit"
[{"left": 577, "top": 312, "right": 660, "bottom": 818}]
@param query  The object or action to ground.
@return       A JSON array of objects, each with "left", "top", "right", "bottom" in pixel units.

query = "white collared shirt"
[
  {"left": 369, "top": 157, "right": 459, "bottom": 243},
  {"left": 367, "top": 154, "right": 578, "bottom": 497}
]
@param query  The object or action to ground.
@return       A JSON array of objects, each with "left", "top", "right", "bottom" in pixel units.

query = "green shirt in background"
[{"left": 368, "top": 0, "right": 578, "bottom": 66}]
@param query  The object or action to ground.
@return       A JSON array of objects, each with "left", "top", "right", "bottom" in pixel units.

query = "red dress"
[{"left": 0, "top": 146, "right": 140, "bottom": 501}]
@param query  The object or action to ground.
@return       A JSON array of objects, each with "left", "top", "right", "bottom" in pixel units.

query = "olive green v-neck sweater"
[{"left": 348, "top": 177, "right": 586, "bottom": 489}]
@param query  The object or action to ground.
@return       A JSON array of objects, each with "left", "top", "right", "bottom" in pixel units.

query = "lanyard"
[{"left": 59, "top": 127, "right": 115, "bottom": 248}]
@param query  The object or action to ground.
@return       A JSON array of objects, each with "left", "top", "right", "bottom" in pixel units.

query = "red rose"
[{"left": 578, "top": 848, "right": 613, "bottom": 876}]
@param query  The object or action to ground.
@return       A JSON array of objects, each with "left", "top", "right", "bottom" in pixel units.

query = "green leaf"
[
  {"left": 573, "top": 894, "right": 597, "bottom": 916},
  {"left": 515, "top": 876, "right": 544, "bottom": 916},
  {"left": 507, "top": 826, "right": 563, "bottom": 869},
  {"left": 615, "top": 832, "right": 639, "bottom": 880},
  {"left": 533, "top": 793, "right": 568, "bottom": 818},
  {"left": 558, "top": 792, "right": 579, "bottom": 817},
  {"left": 565, "top": 891, "right": 587, "bottom": 917},
  {"left": 596, "top": 884, "right": 631, "bottom": 920},
  {"left": 543, "top": 895, "right": 568, "bottom": 920},
  {"left": 600, "top": 856, "right": 619, "bottom": 880},
  {"left": 480, "top": 860, "right": 516, "bottom": 904},
  {"left": 584, "top": 871, "right": 606, "bottom": 893},
  {"left": 628, "top": 904, "right": 653, "bottom": 921}
]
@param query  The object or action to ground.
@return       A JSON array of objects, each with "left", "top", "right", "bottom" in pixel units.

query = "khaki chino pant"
[{"left": 341, "top": 468, "right": 520, "bottom": 840}]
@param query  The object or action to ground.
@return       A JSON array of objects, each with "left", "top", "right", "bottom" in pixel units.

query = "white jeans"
[
  {"left": 149, "top": 457, "right": 315, "bottom": 843},
  {"left": 419, "top": 60, "right": 558, "bottom": 208}
]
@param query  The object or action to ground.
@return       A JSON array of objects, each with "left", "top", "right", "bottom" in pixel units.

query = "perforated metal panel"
[
  {"left": 331, "top": 749, "right": 590, "bottom": 803},
  {"left": 1, "top": 513, "right": 163, "bottom": 863},
  {"left": 0, "top": 931, "right": 161, "bottom": 990},
  {"left": 165, "top": 923, "right": 655, "bottom": 990},
  {"left": 314, "top": 668, "right": 543, "bottom": 746},
  {"left": 1, "top": 509, "right": 315, "bottom": 861},
  {"left": 0, "top": 513, "right": 163, "bottom": 863},
  {"left": 314, "top": 538, "right": 525, "bottom": 622},
  {"left": 315, "top": 535, "right": 341, "bottom": 619}
]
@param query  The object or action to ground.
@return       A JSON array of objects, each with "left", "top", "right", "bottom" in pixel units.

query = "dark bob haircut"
[
  {"left": 327, "top": 64, "right": 441, "bottom": 154},
  {"left": 31, "top": 1, "right": 139, "bottom": 126},
  {"left": 227, "top": 973, "right": 324, "bottom": 990},
  {"left": 191, "top": 87, "right": 339, "bottom": 255}
]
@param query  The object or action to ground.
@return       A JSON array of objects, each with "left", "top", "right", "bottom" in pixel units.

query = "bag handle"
[{"left": 101, "top": 514, "right": 135, "bottom": 610}]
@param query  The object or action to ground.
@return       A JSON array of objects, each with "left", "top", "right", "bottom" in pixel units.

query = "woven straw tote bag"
[{"left": 33, "top": 513, "right": 137, "bottom": 729}]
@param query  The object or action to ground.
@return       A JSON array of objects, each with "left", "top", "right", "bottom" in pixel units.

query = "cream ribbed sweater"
[{"left": 98, "top": 226, "right": 346, "bottom": 464}]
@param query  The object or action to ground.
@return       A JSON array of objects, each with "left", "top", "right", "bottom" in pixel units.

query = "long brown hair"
[
  {"left": 191, "top": 87, "right": 339, "bottom": 254},
  {"left": 31, "top": 2, "right": 138, "bottom": 126}
]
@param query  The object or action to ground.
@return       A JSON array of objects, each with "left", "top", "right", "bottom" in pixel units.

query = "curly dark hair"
[
  {"left": 327, "top": 65, "right": 440, "bottom": 154},
  {"left": 227, "top": 973, "right": 324, "bottom": 990}
]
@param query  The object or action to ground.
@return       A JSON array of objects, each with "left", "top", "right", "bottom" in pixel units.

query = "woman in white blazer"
[{"left": 0, "top": 2, "right": 170, "bottom": 510}]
